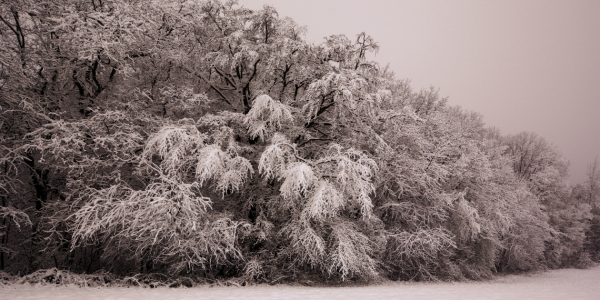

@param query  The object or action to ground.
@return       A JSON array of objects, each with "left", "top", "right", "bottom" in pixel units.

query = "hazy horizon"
[{"left": 239, "top": 0, "right": 600, "bottom": 184}]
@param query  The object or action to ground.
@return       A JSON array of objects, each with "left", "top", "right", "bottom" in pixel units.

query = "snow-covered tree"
[{"left": 1, "top": 0, "right": 592, "bottom": 283}]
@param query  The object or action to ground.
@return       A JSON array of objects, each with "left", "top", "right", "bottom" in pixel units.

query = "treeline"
[{"left": 1, "top": 0, "right": 599, "bottom": 284}]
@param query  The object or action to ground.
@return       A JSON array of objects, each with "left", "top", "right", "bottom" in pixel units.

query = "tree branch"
[
  {"left": 242, "top": 59, "right": 261, "bottom": 113},
  {"left": 212, "top": 67, "right": 236, "bottom": 87},
  {"left": 297, "top": 138, "right": 332, "bottom": 148},
  {"left": 0, "top": 8, "right": 25, "bottom": 49},
  {"left": 181, "top": 67, "right": 232, "bottom": 106}
]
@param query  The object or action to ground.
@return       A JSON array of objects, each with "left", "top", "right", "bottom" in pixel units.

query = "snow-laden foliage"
[
  {"left": 0, "top": 206, "right": 32, "bottom": 230},
  {"left": 257, "top": 131, "right": 378, "bottom": 279},
  {"left": 1, "top": 0, "right": 594, "bottom": 283},
  {"left": 280, "top": 162, "right": 317, "bottom": 201},
  {"left": 142, "top": 122, "right": 253, "bottom": 195},
  {"left": 304, "top": 180, "right": 344, "bottom": 221},
  {"left": 258, "top": 133, "right": 295, "bottom": 181},
  {"left": 142, "top": 125, "right": 206, "bottom": 176},
  {"left": 328, "top": 222, "right": 378, "bottom": 280},
  {"left": 245, "top": 95, "right": 293, "bottom": 140},
  {"left": 280, "top": 217, "right": 327, "bottom": 269},
  {"left": 69, "top": 178, "right": 223, "bottom": 273},
  {"left": 259, "top": 135, "right": 376, "bottom": 218}
]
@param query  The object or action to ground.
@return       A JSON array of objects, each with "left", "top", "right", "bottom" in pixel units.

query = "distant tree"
[
  {"left": 583, "top": 158, "right": 600, "bottom": 263},
  {"left": 503, "top": 132, "right": 567, "bottom": 182},
  {"left": 503, "top": 132, "right": 594, "bottom": 268},
  {"left": 586, "top": 157, "right": 600, "bottom": 207},
  {"left": 585, "top": 216, "right": 600, "bottom": 262}
]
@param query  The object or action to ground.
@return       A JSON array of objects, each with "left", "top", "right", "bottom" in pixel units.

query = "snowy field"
[{"left": 2, "top": 266, "right": 600, "bottom": 300}]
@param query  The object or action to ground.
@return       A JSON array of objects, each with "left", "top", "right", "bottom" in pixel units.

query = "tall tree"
[
  {"left": 0, "top": 0, "right": 593, "bottom": 282},
  {"left": 586, "top": 157, "right": 600, "bottom": 207}
]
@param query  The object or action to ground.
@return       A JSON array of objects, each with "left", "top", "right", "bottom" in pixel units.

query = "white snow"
[{"left": 2, "top": 266, "right": 600, "bottom": 300}]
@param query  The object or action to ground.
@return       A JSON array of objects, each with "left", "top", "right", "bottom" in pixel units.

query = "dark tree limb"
[{"left": 182, "top": 67, "right": 232, "bottom": 106}]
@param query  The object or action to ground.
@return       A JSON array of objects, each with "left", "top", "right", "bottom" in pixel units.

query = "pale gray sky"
[{"left": 238, "top": 0, "right": 600, "bottom": 184}]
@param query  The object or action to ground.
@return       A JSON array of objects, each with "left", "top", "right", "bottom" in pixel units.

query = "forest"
[{"left": 1, "top": 0, "right": 599, "bottom": 286}]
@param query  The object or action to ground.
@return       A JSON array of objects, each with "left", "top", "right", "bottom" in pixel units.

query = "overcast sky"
[{"left": 238, "top": 0, "right": 600, "bottom": 184}]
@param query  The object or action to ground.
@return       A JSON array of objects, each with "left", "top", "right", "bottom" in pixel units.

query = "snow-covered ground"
[{"left": 2, "top": 266, "right": 600, "bottom": 300}]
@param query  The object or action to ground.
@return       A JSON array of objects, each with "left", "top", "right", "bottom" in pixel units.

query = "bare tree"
[{"left": 587, "top": 157, "right": 600, "bottom": 206}]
